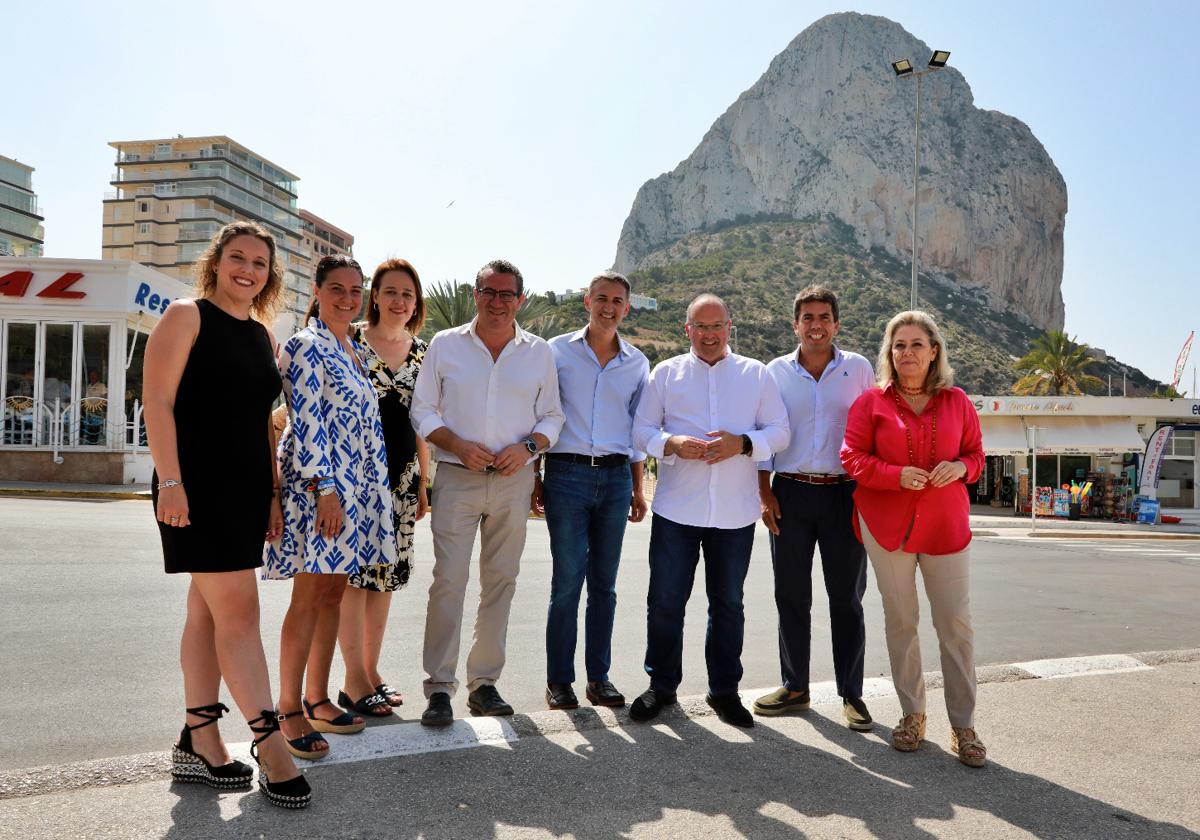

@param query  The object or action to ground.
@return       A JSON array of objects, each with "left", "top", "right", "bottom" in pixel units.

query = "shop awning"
[
  {"left": 1026, "top": 416, "right": 1145, "bottom": 455},
  {"left": 979, "top": 416, "right": 1031, "bottom": 455}
]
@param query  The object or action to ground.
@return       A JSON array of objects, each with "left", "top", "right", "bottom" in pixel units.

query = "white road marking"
[
  {"left": 1013, "top": 654, "right": 1152, "bottom": 679},
  {"left": 224, "top": 716, "right": 518, "bottom": 769}
]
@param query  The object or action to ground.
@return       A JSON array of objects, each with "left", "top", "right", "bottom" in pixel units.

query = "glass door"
[
  {"left": 39, "top": 323, "right": 77, "bottom": 447},
  {"left": 2, "top": 321, "right": 36, "bottom": 445}
]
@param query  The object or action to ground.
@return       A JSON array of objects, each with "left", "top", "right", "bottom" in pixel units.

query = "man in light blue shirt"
[
  {"left": 753, "top": 285, "right": 877, "bottom": 731},
  {"left": 535, "top": 271, "right": 650, "bottom": 711}
]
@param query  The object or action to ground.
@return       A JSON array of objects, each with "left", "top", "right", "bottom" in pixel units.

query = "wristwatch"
[
  {"left": 522, "top": 437, "right": 539, "bottom": 455},
  {"left": 740, "top": 434, "right": 753, "bottom": 456}
]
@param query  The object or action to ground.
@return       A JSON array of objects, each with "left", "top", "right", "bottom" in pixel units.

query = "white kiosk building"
[{"left": 0, "top": 257, "right": 191, "bottom": 484}]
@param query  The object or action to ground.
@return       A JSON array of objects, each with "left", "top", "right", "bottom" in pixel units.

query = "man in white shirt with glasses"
[
  {"left": 411, "top": 259, "right": 565, "bottom": 725},
  {"left": 630, "top": 293, "right": 789, "bottom": 727}
]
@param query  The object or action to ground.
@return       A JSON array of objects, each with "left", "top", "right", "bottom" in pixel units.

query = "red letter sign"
[
  {"left": 0, "top": 271, "right": 34, "bottom": 297},
  {"left": 37, "top": 272, "right": 87, "bottom": 299}
]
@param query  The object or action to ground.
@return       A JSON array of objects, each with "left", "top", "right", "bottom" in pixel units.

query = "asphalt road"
[{"left": 3, "top": 496, "right": 1199, "bottom": 772}]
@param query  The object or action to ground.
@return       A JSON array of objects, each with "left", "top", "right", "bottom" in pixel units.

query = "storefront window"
[
  {"left": 3, "top": 322, "right": 36, "bottom": 445},
  {"left": 79, "top": 325, "right": 111, "bottom": 446},
  {"left": 40, "top": 323, "right": 76, "bottom": 446},
  {"left": 126, "top": 327, "right": 148, "bottom": 446}
]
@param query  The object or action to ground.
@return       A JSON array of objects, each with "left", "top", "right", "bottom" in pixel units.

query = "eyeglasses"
[
  {"left": 687, "top": 321, "right": 729, "bottom": 333},
  {"left": 476, "top": 287, "right": 519, "bottom": 303}
]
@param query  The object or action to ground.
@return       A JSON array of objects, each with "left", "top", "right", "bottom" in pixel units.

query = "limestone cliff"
[{"left": 614, "top": 12, "right": 1067, "bottom": 330}]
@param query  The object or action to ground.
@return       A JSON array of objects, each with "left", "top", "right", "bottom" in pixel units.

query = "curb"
[
  {"left": 1026, "top": 531, "right": 1200, "bottom": 541},
  {"left": 0, "top": 488, "right": 150, "bottom": 501},
  {"left": 3, "top": 647, "right": 1197, "bottom": 802}
]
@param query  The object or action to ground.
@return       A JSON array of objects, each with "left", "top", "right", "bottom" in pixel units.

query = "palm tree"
[
  {"left": 422, "top": 281, "right": 476, "bottom": 335},
  {"left": 1013, "top": 331, "right": 1105, "bottom": 395}
]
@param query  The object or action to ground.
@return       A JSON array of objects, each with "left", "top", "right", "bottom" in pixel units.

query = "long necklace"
[{"left": 892, "top": 388, "right": 937, "bottom": 470}]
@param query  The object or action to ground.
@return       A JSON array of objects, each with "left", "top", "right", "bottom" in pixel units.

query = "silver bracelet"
[{"left": 157, "top": 479, "right": 183, "bottom": 490}]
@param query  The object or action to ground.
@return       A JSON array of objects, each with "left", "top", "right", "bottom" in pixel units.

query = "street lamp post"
[{"left": 891, "top": 50, "right": 951, "bottom": 310}]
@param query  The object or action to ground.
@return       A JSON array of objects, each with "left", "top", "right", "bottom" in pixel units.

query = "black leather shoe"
[
  {"left": 628, "top": 688, "right": 677, "bottom": 722},
  {"left": 546, "top": 683, "right": 579, "bottom": 710},
  {"left": 468, "top": 684, "right": 514, "bottom": 716},
  {"left": 706, "top": 693, "right": 754, "bottom": 728},
  {"left": 421, "top": 692, "right": 454, "bottom": 727},
  {"left": 586, "top": 680, "right": 626, "bottom": 708}
]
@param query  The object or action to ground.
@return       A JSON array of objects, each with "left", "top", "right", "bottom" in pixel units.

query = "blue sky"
[{"left": 5, "top": 0, "right": 1196, "bottom": 386}]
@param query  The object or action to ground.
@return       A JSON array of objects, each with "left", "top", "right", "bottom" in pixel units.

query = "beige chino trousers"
[
  {"left": 859, "top": 514, "right": 977, "bottom": 728},
  {"left": 423, "top": 462, "right": 536, "bottom": 698}
]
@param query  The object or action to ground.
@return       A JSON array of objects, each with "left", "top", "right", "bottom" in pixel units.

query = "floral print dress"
[
  {"left": 348, "top": 325, "right": 426, "bottom": 592},
  {"left": 263, "top": 319, "right": 397, "bottom": 579}
]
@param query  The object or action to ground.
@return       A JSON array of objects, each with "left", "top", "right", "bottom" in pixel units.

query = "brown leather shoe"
[
  {"left": 546, "top": 683, "right": 579, "bottom": 710},
  {"left": 585, "top": 680, "right": 626, "bottom": 707}
]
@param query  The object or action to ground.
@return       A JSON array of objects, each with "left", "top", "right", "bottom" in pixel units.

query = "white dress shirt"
[
  {"left": 634, "top": 351, "right": 789, "bottom": 529},
  {"left": 761, "top": 346, "right": 875, "bottom": 474},
  {"left": 411, "top": 318, "right": 565, "bottom": 464}
]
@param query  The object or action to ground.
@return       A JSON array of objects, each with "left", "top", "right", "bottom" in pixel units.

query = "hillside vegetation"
[{"left": 551, "top": 218, "right": 1160, "bottom": 396}]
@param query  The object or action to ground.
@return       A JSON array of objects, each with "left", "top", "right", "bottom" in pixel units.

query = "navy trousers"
[
  {"left": 769, "top": 477, "right": 867, "bottom": 698},
  {"left": 644, "top": 513, "right": 755, "bottom": 698}
]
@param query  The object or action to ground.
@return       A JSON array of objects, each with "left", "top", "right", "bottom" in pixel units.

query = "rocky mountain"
[{"left": 614, "top": 12, "right": 1067, "bottom": 331}]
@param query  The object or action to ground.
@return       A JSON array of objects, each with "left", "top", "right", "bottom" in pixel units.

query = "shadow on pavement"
[{"left": 151, "top": 704, "right": 1198, "bottom": 840}]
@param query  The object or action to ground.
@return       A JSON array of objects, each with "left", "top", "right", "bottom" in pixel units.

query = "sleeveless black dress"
[{"left": 154, "top": 299, "right": 282, "bottom": 573}]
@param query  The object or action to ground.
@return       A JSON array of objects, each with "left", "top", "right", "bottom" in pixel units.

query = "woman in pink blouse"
[{"left": 840, "top": 310, "right": 987, "bottom": 768}]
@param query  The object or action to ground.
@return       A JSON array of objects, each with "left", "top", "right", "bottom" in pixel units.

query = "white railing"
[{"left": 1, "top": 396, "right": 146, "bottom": 452}]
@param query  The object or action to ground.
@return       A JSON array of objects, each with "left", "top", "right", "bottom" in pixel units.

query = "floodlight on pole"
[{"left": 890, "top": 49, "right": 952, "bottom": 309}]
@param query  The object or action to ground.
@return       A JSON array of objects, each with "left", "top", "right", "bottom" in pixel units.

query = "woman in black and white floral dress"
[{"left": 336, "top": 259, "right": 429, "bottom": 716}]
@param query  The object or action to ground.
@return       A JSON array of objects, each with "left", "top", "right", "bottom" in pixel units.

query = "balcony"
[{"left": 116, "top": 146, "right": 296, "bottom": 193}]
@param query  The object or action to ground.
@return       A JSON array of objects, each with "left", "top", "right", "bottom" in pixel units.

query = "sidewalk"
[
  {"left": 2, "top": 653, "right": 1197, "bottom": 839},
  {"left": 970, "top": 504, "right": 1200, "bottom": 539},
  {"left": 0, "top": 480, "right": 150, "bottom": 500}
]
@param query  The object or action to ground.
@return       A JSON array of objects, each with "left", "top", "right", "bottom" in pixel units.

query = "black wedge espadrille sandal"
[
  {"left": 171, "top": 703, "right": 254, "bottom": 790},
  {"left": 248, "top": 710, "right": 312, "bottom": 809}
]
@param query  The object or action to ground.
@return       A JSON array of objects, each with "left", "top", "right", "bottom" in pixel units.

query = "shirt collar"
[
  {"left": 463, "top": 316, "right": 531, "bottom": 344},
  {"left": 790, "top": 344, "right": 846, "bottom": 372},
  {"left": 570, "top": 325, "right": 632, "bottom": 360},
  {"left": 689, "top": 348, "right": 730, "bottom": 368}
]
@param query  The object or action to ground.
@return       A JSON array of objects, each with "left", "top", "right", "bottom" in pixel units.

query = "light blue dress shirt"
[
  {"left": 761, "top": 346, "right": 875, "bottom": 475},
  {"left": 548, "top": 326, "right": 650, "bottom": 462}
]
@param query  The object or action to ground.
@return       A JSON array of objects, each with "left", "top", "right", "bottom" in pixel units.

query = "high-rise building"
[
  {"left": 300, "top": 209, "right": 354, "bottom": 264},
  {"left": 0, "top": 155, "right": 45, "bottom": 257},
  {"left": 101, "top": 136, "right": 311, "bottom": 328}
]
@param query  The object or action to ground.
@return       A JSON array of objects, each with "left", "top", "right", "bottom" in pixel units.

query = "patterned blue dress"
[{"left": 263, "top": 318, "right": 397, "bottom": 579}]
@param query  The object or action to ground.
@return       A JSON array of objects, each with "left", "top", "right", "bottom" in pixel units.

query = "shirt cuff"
[
  {"left": 531, "top": 420, "right": 561, "bottom": 449},
  {"left": 645, "top": 431, "right": 675, "bottom": 464},
  {"left": 417, "top": 416, "right": 447, "bottom": 440},
  {"left": 745, "top": 430, "right": 771, "bottom": 464}
]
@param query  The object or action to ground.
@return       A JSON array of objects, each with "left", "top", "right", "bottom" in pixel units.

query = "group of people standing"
[{"left": 144, "top": 220, "right": 986, "bottom": 810}]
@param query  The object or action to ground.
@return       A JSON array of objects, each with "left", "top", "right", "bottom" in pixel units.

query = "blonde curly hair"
[{"left": 193, "top": 221, "right": 285, "bottom": 323}]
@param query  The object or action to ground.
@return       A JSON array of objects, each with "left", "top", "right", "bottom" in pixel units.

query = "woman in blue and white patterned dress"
[{"left": 265, "top": 254, "right": 396, "bottom": 760}]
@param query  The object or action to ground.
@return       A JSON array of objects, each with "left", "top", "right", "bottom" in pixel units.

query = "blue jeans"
[
  {"left": 543, "top": 459, "right": 633, "bottom": 684},
  {"left": 645, "top": 514, "right": 756, "bottom": 697}
]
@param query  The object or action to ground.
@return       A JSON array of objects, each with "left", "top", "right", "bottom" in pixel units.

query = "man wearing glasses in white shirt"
[
  {"left": 410, "top": 259, "right": 565, "bottom": 725},
  {"left": 630, "top": 293, "right": 790, "bottom": 727},
  {"left": 753, "top": 285, "right": 876, "bottom": 730}
]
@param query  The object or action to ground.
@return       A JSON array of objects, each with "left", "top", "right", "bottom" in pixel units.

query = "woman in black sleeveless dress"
[{"left": 143, "top": 222, "right": 310, "bottom": 808}]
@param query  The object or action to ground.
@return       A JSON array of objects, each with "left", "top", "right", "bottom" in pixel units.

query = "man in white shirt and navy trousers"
[
  {"left": 410, "top": 259, "right": 565, "bottom": 725},
  {"left": 753, "top": 285, "right": 876, "bottom": 730},
  {"left": 630, "top": 293, "right": 790, "bottom": 727}
]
